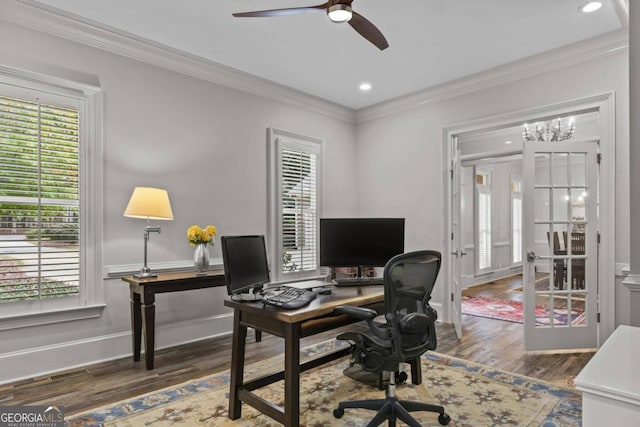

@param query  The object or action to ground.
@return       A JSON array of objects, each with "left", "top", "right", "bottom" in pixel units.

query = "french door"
[
  {"left": 450, "top": 147, "right": 463, "bottom": 338},
  {"left": 522, "top": 140, "right": 598, "bottom": 351}
]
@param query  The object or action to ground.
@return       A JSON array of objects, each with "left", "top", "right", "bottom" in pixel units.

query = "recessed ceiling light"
[
  {"left": 505, "top": 140, "right": 512, "bottom": 145},
  {"left": 580, "top": 1, "right": 602, "bottom": 13},
  {"left": 359, "top": 82, "right": 372, "bottom": 91}
]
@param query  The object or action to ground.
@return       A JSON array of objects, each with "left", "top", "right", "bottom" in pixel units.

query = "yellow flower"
[{"left": 187, "top": 224, "right": 217, "bottom": 246}]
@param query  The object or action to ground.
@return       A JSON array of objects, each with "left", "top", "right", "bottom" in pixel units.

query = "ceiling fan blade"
[
  {"left": 233, "top": 3, "right": 329, "bottom": 18},
  {"left": 348, "top": 11, "right": 388, "bottom": 50}
]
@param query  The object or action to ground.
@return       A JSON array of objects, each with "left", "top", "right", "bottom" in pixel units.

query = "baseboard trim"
[
  {"left": 464, "top": 267, "right": 522, "bottom": 288},
  {"left": 0, "top": 312, "right": 233, "bottom": 385}
]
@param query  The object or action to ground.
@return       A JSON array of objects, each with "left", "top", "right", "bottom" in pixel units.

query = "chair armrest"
[
  {"left": 336, "top": 305, "right": 389, "bottom": 340},
  {"left": 335, "top": 305, "right": 378, "bottom": 321}
]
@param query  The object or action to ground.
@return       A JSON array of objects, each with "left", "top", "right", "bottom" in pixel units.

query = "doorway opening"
[{"left": 443, "top": 93, "right": 616, "bottom": 350}]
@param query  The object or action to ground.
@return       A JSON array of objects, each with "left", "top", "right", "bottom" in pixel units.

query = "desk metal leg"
[
  {"left": 130, "top": 290, "right": 142, "bottom": 363},
  {"left": 284, "top": 323, "right": 301, "bottom": 427},
  {"left": 229, "top": 310, "right": 248, "bottom": 420},
  {"left": 141, "top": 292, "right": 156, "bottom": 370}
]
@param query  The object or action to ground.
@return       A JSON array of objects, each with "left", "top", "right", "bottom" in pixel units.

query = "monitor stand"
[
  {"left": 231, "top": 287, "right": 262, "bottom": 302},
  {"left": 353, "top": 265, "right": 370, "bottom": 279}
]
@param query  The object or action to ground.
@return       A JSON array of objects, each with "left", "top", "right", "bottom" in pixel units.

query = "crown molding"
[
  {"left": 1, "top": 0, "right": 356, "bottom": 123},
  {"left": 356, "top": 29, "right": 629, "bottom": 123}
]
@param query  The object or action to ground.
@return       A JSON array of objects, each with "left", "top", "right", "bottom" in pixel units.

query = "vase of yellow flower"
[{"left": 187, "top": 224, "right": 217, "bottom": 275}]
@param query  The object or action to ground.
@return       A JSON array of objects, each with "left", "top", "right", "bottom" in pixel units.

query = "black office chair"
[{"left": 333, "top": 250, "right": 450, "bottom": 426}]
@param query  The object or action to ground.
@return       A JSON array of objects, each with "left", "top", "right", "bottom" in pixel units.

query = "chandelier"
[{"left": 522, "top": 117, "right": 575, "bottom": 142}]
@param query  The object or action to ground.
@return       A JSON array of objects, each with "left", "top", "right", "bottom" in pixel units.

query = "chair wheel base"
[
  {"left": 438, "top": 413, "right": 451, "bottom": 425},
  {"left": 334, "top": 396, "right": 450, "bottom": 426}
]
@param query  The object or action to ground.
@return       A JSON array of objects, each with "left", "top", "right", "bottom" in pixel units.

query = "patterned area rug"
[
  {"left": 67, "top": 340, "right": 581, "bottom": 427},
  {"left": 461, "top": 296, "right": 586, "bottom": 326}
]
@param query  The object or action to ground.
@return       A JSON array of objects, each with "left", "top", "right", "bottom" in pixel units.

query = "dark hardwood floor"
[
  {"left": 0, "top": 275, "right": 595, "bottom": 417},
  {"left": 462, "top": 272, "right": 585, "bottom": 310}
]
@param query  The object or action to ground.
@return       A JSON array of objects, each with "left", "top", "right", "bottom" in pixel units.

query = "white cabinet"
[{"left": 574, "top": 325, "right": 640, "bottom": 425}]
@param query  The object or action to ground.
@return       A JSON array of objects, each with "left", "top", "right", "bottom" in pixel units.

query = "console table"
[
  {"left": 122, "top": 270, "right": 226, "bottom": 370},
  {"left": 575, "top": 325, "right": 640, "bottom": 425}
]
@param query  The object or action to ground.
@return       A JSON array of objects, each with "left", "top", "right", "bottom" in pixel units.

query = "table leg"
[
  {"left": 141, "top": 291, "right": 156, "bottom": 370},
  {"left": 284, "top": 323, "right": 301, "bottom": 427},
  {"left": 130, "top": 290, "right": 142, "bottom": 362},
  {"left": 229, "top": 310, "right": 248, "bottom": 419}
]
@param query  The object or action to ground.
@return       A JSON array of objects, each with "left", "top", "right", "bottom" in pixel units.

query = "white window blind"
[
  {"left": 0, "top": 95, "right": 80, "bottom": 303},
  {"left": 281, "top": 147, "right": 317, "bottom": 274}
]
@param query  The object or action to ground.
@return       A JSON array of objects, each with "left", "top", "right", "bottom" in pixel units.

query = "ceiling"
[{"left": 27, "top": 0, "right": 627, "bottom": 110}]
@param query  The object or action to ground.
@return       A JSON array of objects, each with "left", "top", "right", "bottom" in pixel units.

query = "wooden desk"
[
  {"left": 122, "top": 270, "right": 226, "bottom": 370},
  {"left": 225, "top": 285, "right": 385, "bottom": 427}
]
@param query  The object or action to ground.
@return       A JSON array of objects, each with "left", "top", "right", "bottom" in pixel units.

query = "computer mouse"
[{"left": 315, "top": 286, "right": 332, "bottom": 295}]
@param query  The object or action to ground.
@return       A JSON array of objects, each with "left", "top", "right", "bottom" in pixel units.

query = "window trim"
[
  {"left": 0, "top": 65, "right": 104, "bottom": 329},
  {"left": 268, "top": 128, "right": 323, "bottom": 283}
]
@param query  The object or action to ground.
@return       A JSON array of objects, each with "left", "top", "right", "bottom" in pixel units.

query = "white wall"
[
  {"left": 623, "top": 0, "right": 640, "bottom": 325},
  {"left": 355, "top": 49, "right": 629, "bottom": 319},
  {"left": 0, "top": 20, "right": 359, "bottom": 383}
]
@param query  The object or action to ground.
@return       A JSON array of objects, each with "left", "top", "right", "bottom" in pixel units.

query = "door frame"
[{"left": 442, "top": 92, "right": 616, "bottom": 345}]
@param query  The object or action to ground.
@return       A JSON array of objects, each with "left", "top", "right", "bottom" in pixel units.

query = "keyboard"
[
  {"left": 261, "top": 286, "right": 317, "bottom": 309},
  {"left": 334, "top": 277, "right": 384, "bottom": 286}
]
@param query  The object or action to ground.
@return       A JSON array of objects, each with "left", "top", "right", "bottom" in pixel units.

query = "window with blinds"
[
  {"left": 476, "top": 170, "right": 491, "bottom": 272},
  {"left": 269, "top": 129, "right": 322, "bottom": 282},
  {"left": 478, "top": 191, "right": 491, "bottom": 270},
  {"left": 511, "top": 179, "right": 523, "bottom": 265},
  {"left": 0, "top": 95, "right": 80, "bottom": 303}
]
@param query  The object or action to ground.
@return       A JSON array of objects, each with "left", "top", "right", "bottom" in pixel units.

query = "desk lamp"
[{"left": 124, "top": 187, "right": 174, "bottom": 278}]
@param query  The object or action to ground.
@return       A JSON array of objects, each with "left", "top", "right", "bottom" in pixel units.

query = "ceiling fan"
[{"left": 233, "top": 0, "right": 389, "bottom": 50}]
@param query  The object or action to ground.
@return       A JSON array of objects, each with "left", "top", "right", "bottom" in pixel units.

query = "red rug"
[{"left": 461, "top": 296, "right": 586, "bottom": 326}]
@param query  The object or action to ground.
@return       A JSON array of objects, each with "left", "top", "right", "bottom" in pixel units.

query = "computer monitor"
[
  {"left": 319, "top": 218, "right": 405, "bottom": 273},
  {"left": 221, "top": 235, "right": 270, "bottom": 301}
]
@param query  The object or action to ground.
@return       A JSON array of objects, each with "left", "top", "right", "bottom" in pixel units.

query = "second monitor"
[
  {"left": 319, "top": 218, "right": 405, "bottom": 278},
  {"left": 221, "top": 234, "right": 270, "bottom": 301}
]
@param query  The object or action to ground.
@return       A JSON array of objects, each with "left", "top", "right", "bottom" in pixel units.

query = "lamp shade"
[{"left": 124, "top": 187, "right": 174, "bottom": 220}]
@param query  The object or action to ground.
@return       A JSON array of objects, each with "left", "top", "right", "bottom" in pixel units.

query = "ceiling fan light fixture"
[{"left": 327, "top": 4, "right": 352, "bottom": 23}]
